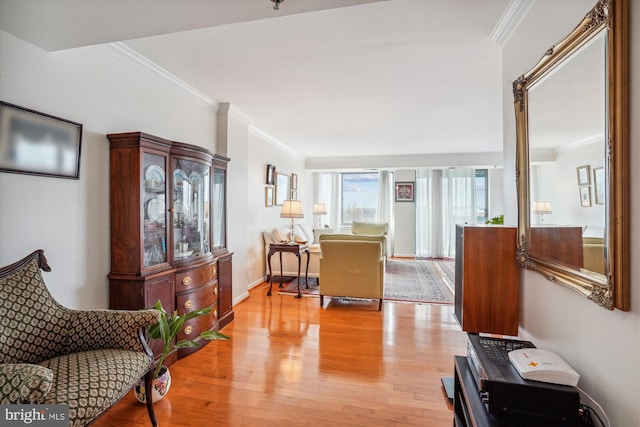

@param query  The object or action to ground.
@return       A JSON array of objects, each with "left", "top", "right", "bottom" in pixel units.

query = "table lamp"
[
  {"left": 534, "top": 200, "right": 552, "bottom": 224},
  {"left": 312, "top": 203, "right": 327, "bottom": 228},
  {"left": 280, "top": 200, "right": 304, "bottom": 243}
]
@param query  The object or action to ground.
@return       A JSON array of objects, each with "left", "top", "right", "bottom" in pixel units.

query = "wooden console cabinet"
[
  {"left": 454, "top": 225, "right": 519, "bottom": 336},
  {"left": 108, "top": 132, "right": 233, "bottom": 360}
]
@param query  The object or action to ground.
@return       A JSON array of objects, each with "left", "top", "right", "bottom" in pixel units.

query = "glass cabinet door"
[
  {"left": 172, "top": 158, "right": 211, "bottom": 261},
  {"left": 142, "top": 152, "right": 168, "bottom": 268},
  {"left": 212, "top": 166, "right": 226, "bottom": 252}
]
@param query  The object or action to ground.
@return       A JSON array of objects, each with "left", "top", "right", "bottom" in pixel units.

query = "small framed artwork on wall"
[
  {"left": 593, "top": 167, "right": 605, "bottom": 205},
  {"left": 395, "top": 182, "right": 414, "bottom": 202},
  {"left": 576, "top": 165, "right": 591, "bottom": 186},
  {"left": 291, "top": 173, "right": 298, "bottom": 190},
  {"left": 266, "top": 164, "right": 276, "bottom": 185},
  {"left": 579, "top": 186, "right": 591, "bottom": 207},
  {"left": 265, "top": 186, "right": 274, "bottom": 207}
]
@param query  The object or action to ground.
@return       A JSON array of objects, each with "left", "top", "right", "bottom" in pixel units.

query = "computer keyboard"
[{"left": 477, "top": 338, "right": 532, "bottom": 364}]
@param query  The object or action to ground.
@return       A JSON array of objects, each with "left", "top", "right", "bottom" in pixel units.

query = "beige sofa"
[
  {"left": 319, "top": 237, "right": 385, "bottom": 310},
  {"left": 261, "top": 221, "right": 388, "bottom": 280},
  {"left": 582, "top": 226, "right": 605, "bottom": 274}
]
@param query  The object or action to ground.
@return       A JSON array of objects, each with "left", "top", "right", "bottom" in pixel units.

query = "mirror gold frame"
[{"left": 513, "top": 0, "right": 629, "bottom": 310}]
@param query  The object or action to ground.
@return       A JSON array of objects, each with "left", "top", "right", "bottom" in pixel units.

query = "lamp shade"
[
  {"left": 534, "top": 201, "right": 552, "bottom": 214},
  {"left": 280, "top": 200, "right": 304, "bottom": 218},
  {"left": 313, "top": 203, "right": 327, "bottom": 215}
]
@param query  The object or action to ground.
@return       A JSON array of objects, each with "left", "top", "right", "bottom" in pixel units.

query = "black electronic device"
[{"left": 466, "top": 334, "right": 581, "bottom": 426}]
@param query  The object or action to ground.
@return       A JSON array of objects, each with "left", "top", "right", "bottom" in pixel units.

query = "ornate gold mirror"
[{"left": 513, "top": 0, "right": 629, "bottom": 310}]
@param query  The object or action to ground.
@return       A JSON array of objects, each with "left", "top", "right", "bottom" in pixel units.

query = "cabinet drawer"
[
  {"left": 175, "top": 262, "right": 217, "bottom": 291},
  {"left": 178, "top": 300, "right": 218, "bottom": 341},
  {"left": 176, "top": 281, "right": 218, "bottom": 314}
]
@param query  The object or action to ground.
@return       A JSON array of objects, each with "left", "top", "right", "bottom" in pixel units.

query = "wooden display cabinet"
[
  {"left": 212, "top": 155, "right": 234, "bottom": 329},
  {"left": 108, "top": 132, "right": 233, "bottom": 360},
  {"left": 454, "top": 225, "right": 519, "bottom": 336}
]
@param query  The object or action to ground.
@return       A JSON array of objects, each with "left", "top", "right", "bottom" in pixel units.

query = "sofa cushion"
[
  {"left": 40, "top": 349, "right": 151, "bottom": 427},
  {"left": 297, "top": 223, "right": 315, "bottom": 243},
  {"left": 273, "top": 226, "right": 291, "bottom": 242},
  {"left": 352, "top": 221, "right": 388, "bottom": 236},
  {"left": 319, "top": 233, "right": 387, "bottom": 257}
]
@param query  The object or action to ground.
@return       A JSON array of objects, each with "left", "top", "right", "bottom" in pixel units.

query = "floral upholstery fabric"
[
  {"left": 0, "top": 251, "right": 160, "bottom": 427},
  {"left": 0, "top": 363, "right": 53, "bottom": 403},
  {"left": 40, "top": 350, "right": 151, "bottom": 427}
]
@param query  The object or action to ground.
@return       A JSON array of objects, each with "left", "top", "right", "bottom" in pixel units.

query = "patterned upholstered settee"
[{"left": 0, "top": 250, "right": 160, "bottom": 427}]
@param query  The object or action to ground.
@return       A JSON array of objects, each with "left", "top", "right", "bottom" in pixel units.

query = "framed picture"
[
  {"left": 265, "top": 186, "right": 274, "bottom": 207},
  {"left": 290, "top": 190, "right": 297, "bottom": 200},
  {"left": 593, "top": 167, "right": 605, "bottom": 205},
  {"left": 576, "top": 165, "right": 591, "bottom": 186},
  {"left": 395, "top": 181, "right": 414, "bottom": 202},
  {"left": 266, "top": 164, "right": 275, "bottom": 185},
  {"left": 291, "top": 173, "right": 298, "bottom": 190},
  {"left": 579, "top": 186, "right": 592, "bottom": 207},
  {"left": 0, "top": 101, "right": 82, "bottom": 179},
  {"left": 275, "top": 172, "right": 290, "bottom": 206}
]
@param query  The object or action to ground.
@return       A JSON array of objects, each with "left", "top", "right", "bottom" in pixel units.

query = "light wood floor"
[{"left": 94, "top": 282, "right": 467, "bottom": 427}]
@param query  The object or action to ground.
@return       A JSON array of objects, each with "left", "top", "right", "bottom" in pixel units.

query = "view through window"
[{"left": 341, "top": 172, "right": 378, "bottom": 225}]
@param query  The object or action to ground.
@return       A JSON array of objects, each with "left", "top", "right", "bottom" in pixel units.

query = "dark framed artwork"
[
  {"left": 395, "top": 181, "right": 414, "bottom": 202},
  {"left": 0, "top": 101, "right": 82, "bottom": 179},
  {"left": 266, "top": 164, "right": 275, "bottom": 185}
]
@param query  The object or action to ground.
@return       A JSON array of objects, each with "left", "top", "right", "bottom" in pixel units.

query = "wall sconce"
[
  {"left": 280, "top": 200, "right": 304, "bottom": 243},
  {"left": 313, "top": 203, "right": 327, "bottom": 228},
  {"left": 534, "top": 200, "right": 552, "bottom": 224}
]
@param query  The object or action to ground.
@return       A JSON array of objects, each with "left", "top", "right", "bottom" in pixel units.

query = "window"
[
  {"left": 341, "top": 172, "right": 379, "bottom": 225},
  {"left": 475, "top": 169, "right": 488, "bottom": 222}
]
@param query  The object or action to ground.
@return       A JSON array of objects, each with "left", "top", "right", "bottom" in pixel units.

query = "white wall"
[
  {"left": 393, "top": 169, "right": 416, "bottom": 257},
  {"left": 502, "top": 2, "right": 640, "bottom": 426},
  {"left": 488, "top": 168, "right": 504, "bottom": 220},
  {"left": 244, "top": 129, "right": 309, "bottom": 290},
  {"left": 534, "top": 141, "right": 604, "bottom": 227},
  {"left": 0, "top": 31, "right": 218, "bottom": 308}
]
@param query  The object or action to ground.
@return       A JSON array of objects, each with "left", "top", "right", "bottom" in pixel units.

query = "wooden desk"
[{"left": 267, "top": 243, "right": 310, "bottom": 298}]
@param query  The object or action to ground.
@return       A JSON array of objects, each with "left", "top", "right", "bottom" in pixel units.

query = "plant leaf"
[{"left": 200, "top": 330, "right": 230, "bottom": 340}]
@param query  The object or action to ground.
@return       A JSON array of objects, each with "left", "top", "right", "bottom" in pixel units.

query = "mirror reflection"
[
  {"left": 528, "top": 32, "right": 606, "bottom": 278},
  {"left": 514, "top": 0, "right": 629, "bottom": 310}
]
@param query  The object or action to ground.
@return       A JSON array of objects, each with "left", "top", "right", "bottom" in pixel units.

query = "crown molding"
[
  {"left": 249, "top": 127, "right": 304, "bottom": 159},
  {"left": 217, "top": 102, "right": 253, "bottom": 127},
  {"left": 95, "top": 42, "right": 219, "bottom": 111},
  {"left": 490, "top": 0, "right": 535, "bottom": 46}
]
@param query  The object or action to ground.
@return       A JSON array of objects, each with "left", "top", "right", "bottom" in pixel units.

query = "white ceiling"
[{"left": 0, "top": 0, "right": 512, "bottom": 161}]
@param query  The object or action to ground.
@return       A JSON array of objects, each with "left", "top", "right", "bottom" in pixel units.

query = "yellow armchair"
[{"left": 319, "top": 238, "right": 385, "bottom": 310}]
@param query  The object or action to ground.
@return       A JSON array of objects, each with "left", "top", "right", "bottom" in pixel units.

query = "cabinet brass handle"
[
  {"left": 184, "top": 325, "right": 193, "bottom": 335},
  {"left": 212, "top": 266, "right": 217, "bottom": 276},
  {"left": 184, "top": 300, "right": 193, "bottom": 309},
  {"left": 182, "top": 276, "right": 192, "bottom": 286},
  {"left": 213, "top": 287, "right": 218, "bottom": 296},
  {"left": 213, "top": 309, "right": 218, "bottom": 318}
]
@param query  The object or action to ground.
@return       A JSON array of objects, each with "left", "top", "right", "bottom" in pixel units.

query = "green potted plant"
[
  {"left": 486, "top": 214, "right": 504, "bottom": 225},
  {"left": 135, "top": 300, "right": 230, "bottom": 403}
]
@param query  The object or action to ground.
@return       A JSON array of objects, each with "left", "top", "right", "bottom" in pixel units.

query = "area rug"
[
  {"left": 384, "top": 259, "right": 454, "bottom": 304},
  {"left": 277, "top": 259, "right": 455, "bottom": 304}
]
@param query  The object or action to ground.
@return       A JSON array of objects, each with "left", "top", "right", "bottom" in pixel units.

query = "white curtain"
[
  {"left": 416, "top": 168, "right": 477, "bottom": 258},
  {"left": 315, "top": 172, "right": 341, "bottom": 230},
  {"left": 376, "top": 170, "right": 395, "bottom": 256}
]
